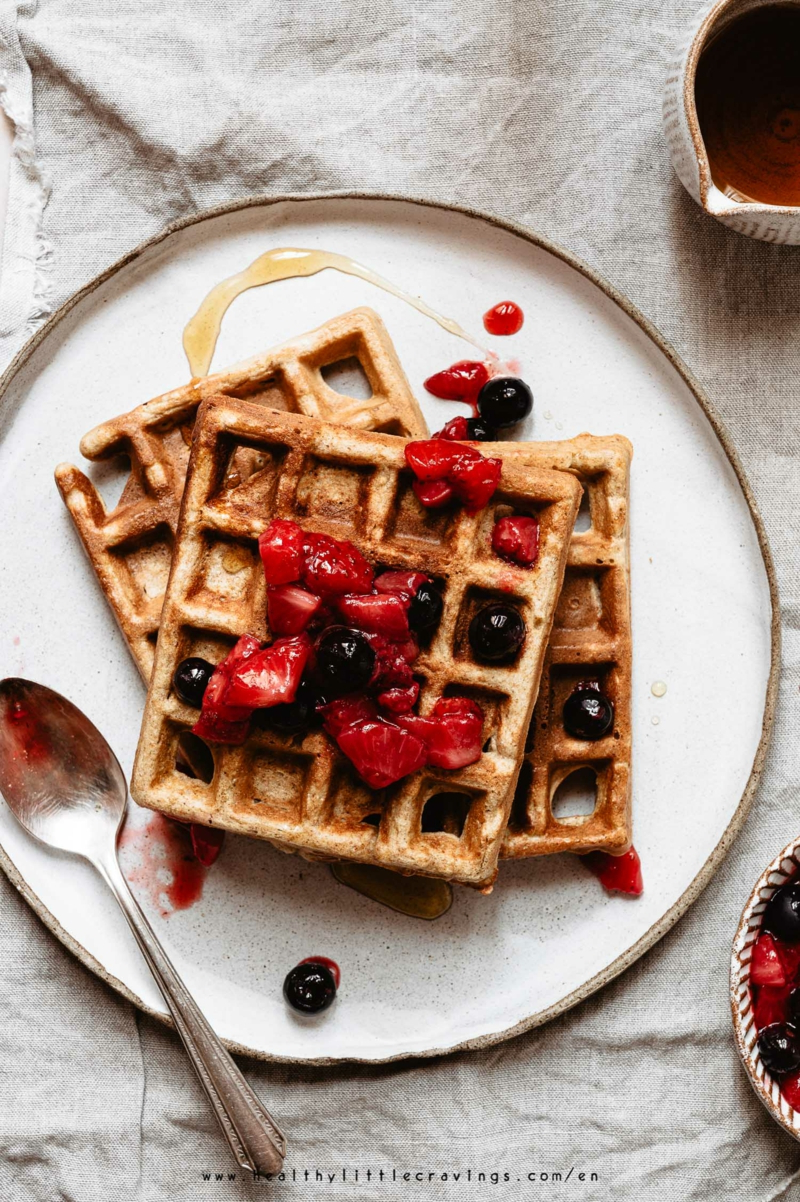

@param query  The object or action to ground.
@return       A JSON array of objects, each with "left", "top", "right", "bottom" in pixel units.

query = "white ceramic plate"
[{"left": 0, "top": 196, "right": 777, "bottom": 1063}]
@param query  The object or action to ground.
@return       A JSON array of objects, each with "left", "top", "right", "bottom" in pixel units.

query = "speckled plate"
[{"left": 0, "top": 195, "right": 778, "bottom": 1063}]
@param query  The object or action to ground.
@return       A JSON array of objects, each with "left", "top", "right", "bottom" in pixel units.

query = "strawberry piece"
[
  {"left": 362, "top": 631, "right": 419, "bottom": 689},
  {"left": 190, "top": 824, "right": 225, "bottom": 867},
  {"left": 337, "top": 593, "right": 410, "bottom": 639},
  {"left": 374, "top": 570, "right": 430, "bottom": 602},
  {"left": 432, "top": 696, "right": 483, "bottom": 720},
  {"left": 405, "top": 439, "right": 476, "bottom": 480},
  {"left": 397, "top": 699, "right": 484, "bottom": 770},
  {"left": 267, "top": 584, "right": 322, "bottom": 635},
  {"left": 781, "top": 1069, "right": 800, "bottom": 1109},
  {"left": 424, "top": 360, "right": 490, "bottom": 403},
  {"left": 225, "top": 634, "right": 311, "bottom": 709},
  {"left": 582, "top": 847, "right": 644, "bottom": 896},
  {"left": 378, "top": 681, "right": 420, "bottom": 714},
  {"left": 258, "top": 519, "right": 304, "bottom": 586},
  {"left": 448, "top": 454, "right": 502, "bottom": 512},
  {"left": 336, "top": 719, "right": 428, "bottom": 789},
  {"left": 413, "top": 478, "right": 455, "bottom": 508},
  {"left": 192, "top": 634, "right": 262, "bottom": 744},
  {"left": 753, "top": 984, "right": 791, "bottom": 1031},
  {"left": 319, "top": 694, "right": 378, "bottom": 738},
  {"left": 751, "top": 932, "right": 788, "bottom": 987},
  {"left": 492, "top": 515, "right": 540, "bottom": 567},
  {"left": 777, "top": 939, "right": 800, "bottom": 984},
  {"left": 300, "top": 531, "right": 373, "bottom": 598},
  {"left": 437, "top": 416, "right": 471, "bottom": 441}
]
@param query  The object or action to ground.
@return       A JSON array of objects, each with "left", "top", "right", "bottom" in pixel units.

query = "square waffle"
[
  {"left": 497, "top": 433, "right": 633, "bottom": 858},
  {"left": 130, "top": 398, "right": 582, "bottom": 890},
  {"left": 54, "top": 308, "right": 427, "bottom": 679}
]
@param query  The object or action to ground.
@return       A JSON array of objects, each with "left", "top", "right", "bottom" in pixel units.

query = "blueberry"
[
  {"left": 477, "top": 376, "right": 533, "bottom": 429},
  {"left": 757, "top": 1023, "right": 800, "bottom": 1076},
  {"left": 173, "top": 657, "right": 215, "bottom": 708},
  {"left": 258, "top": 677, "right": 324, "bottom": 734},
  {"left": 315, "top": 627, "right": 375, "bottom": 695},
  {"left": 764, "top": 882, "right": 800, "bottom": 943},
  {"left": 283, "top": 961, "right": 337, "bottom": 1014},
  {"left": 465, "top": 417, "right": 497, "bottom": 442},
  {"left": 563, "top": 683, "right": 615, "bottom": 740},
  {"left": 408, "top": 581, "right": 443, "bottom": 636},
  {"left": 468, "top": 604, "right": 526, "bottom": 662}
]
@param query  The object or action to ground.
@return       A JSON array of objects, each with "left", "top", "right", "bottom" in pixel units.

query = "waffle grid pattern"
[{"left": 131, "top": 399, "right": 581, "bottom": 889}]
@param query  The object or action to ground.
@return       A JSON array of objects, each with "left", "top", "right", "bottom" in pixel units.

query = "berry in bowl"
[{"left": 731, "top": 837, "right": 800, "bottom": 1139}]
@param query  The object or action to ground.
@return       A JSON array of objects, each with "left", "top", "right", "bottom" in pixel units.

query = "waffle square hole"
[
  {"left": 293, "top": 456, "right": 375, "bottom": 530},
  {"left": 547, "top": 665, "right": 617, "bottom": 734},
  {"left": 554, "top": 567, "right": 610, "bottom": 631},
  {"left": 185, "top": 533, "right": 263, "bottom": 621},
  {"left": 237, "top": 748, "right": 314, "bottom": 824},
  {"left": 550, "top": 765, "right": 602, "bottom": 825},
  {"left": 421, "top": 791, "right": 473, "bottom": 838},
  {"left": 170, "top": 628, "right": 241, "bottom": 700},
  {"left": 113, "top": 523, "right": 174, "bottom": 611},
  {"left": 162, "top": 722, "right": 215, "bottom": 794},
  {"left": 508, "top": 759, "right": 534, "bottom": 831},
  {"left": 453, "top": 587, "right": 527, "bottom": 666},
  {"left": 88, "top": 452, "right": 133, "bottom": 511},
  {"left": 320, "top": 356, "right": 373, "bottom": 400},
  {"left": 224, "top": 369, "right": 299, "bottom": 412},
  {"left": 386, "top": 470, "right": 459, "bottom": 546},
  {"left": 209, "top": 436, "right": 287, "bottom": 510},
  {"left": 574, "top": 486, "right": 592, "bottom": 532}
]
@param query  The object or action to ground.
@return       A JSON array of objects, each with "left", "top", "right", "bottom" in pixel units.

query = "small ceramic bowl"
[{"left": 731, "top": 836, "right": 800, "bottom": 1141}]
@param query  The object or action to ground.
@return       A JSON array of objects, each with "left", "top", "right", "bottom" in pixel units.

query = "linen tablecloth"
[{"left": 1, "top": 2, "right": 799, "bottom": 1198}]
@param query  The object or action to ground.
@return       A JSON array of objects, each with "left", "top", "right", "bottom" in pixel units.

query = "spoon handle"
[{"left": 97, "top": 850, "right": 286, "bottom": 1177}]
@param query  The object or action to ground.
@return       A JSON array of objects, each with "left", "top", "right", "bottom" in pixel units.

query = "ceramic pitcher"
[{"left": 663, "top": 0, "right": 800, "bottom": 244}]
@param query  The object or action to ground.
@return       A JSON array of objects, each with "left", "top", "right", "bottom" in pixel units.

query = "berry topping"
[
  {"left": 483, "top": 300, "right": 525, "bottom": 336},
  {"left": 468, "top": 603, "right": 526, "bottom": 662},
  {"left": 436, "top": 415, "right": 497, "bottom": 442},
  {"left": 412, "top": 478, "right": 455, "bottom": 508},
  {"left": 337, "top": 593, "right": 410, "bottom": 639},
  {"left": 757, "top": 1023, "right": 800, "bottom": 1076},
  {"left": 300, "top": 531, "right": 373, "bottom": 598},
  {"left": 781, "top": 1068, "right": 800, "bottom": 1109},
  {"left": 259, "top": 518, "right": 303, "bottom": 586},
  {"left": 581, "top": 847, "right": 644, "bottom": 895},
  {"left": 477, "top": 376, "right": 533, "bottom": 428},
  {"left": 374, "top": 569, "right": 430, "bottom": 600},
  {"left": 267, "top": 584, "right": 322, "bottom": 636},
  {"left": 190, "top": 824, "right": 225, "bottom": 867},
  {"left": 258, "top": 677, "right": 324, "bottom": 734},
  {"left": 751, "top": 932, "right": 789, "bottom": 988},
  {"left": 283, "top": 960, "right": 338, "bottom": 1014},
  {"left": 405, "top": 440, "right": 502, "bottom": 513},
  {"left": 316, "top": 627, "right": 377, "bottom": 695},
  {"left": 336, "top": 719, "right": 428, "bottom": 789},
  {"left": 398, "top": 696, "right": 484, "bottom": 770},
  {"left": 424, "top": 360, "right": 490, "bottom": 407},
  {"left": 465, "top": 417, "right": 497, "bottom": 442},
  {"left": 319, "top": 694, "right": 378, "bottom": 738},
  {"left": 791, "top": 988, "right": 800, "bottom": 1027},
  {"left": 754, "top": 985, "right": 791, "bottom": 1031},
  {"left": 173, "top": 657, "right": 215, "bottom": 708},
  {"left": 492, "top": 514, "right": 540, "bottom": 567},
  {"left": 224, "top": 634, "right": 312, "bottom": 710},
  {"left": 408, "top": 581, "right": 443, "bottom": 636},
  {"left": 448, "top": 453, "right": 502, "bottom": 512},
  {"left": 363, "top": 631, "right": 418, "bottom": 691},
  {"left": 563, "top": 682, "right": 615, "bottom": 741},
  {"left": 406, "top": 439, "right": 468, "bottom": 480},
  {"left": 764, "top": 881, "right": 800, "bottom": 943},
  {"left": 377, "top": 681, "right": 420, "bottom": 714},
  {"left": 192, "top": 634, "right": 262, "bottom": 744}
]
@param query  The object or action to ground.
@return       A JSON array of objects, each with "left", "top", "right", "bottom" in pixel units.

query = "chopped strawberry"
[
  {"left": 374, "top": 570, "right": 430, "bottom": 602},
  {"left": 413, "top": 478, "right": 455, "bottom": 508},
  {"left": 448, "top": 453, "right": 502, "bottom": 512},
  {"left": 319, "top": 694, "right": 378, "bottom": 738},
  {"left": 397, "top": 698, "right": 484, "bottom": 770},
  {"left": 192, "top": 634, "right": 262, "bottom": 744},
  {"left": 337, "top": 593, "right": 410, "bottom": 639},
  {"left": 300, "top": 531, "right": 373, "bottom": 597},
  {"left": 751, "top": 932, "right": 788, "bottom": 988},
  {"left": 378, "top": 681, "right": 420, "bottom": 714},
  {"left": 432, "top": 696, "right": 483, "bottom": 720},
  {"left": 336, "top": 719, "right": 428, "bottom": 789},
  {"left": 781, "top": 1069, "right": 800, "bottom": 1109},
  {"left": 362, "top": 631, "right": 419, "bottom": 689},
  {"left": 259, "top": 519, "right": 303, "bottom": 586},
  {"left": 224, "top": 633, "right": 311, "bottom": 709},
  {"left": 776, "top": 939, "right": 800, "bottom": 984},
  {"left": 582, "top": 847, "right": 644, "bottom": 896},
  {"left": 190, "top": 824, "right": 225, "bottom": 867},
  {"left": 753, "top": 984, "right": 791, "bottom": 1031},
  {"left": 267, "top": 584, "right": 322, "bottom": 635},
  {"left": 436, "top": 416, "right": 471, "bottom": 441},
  {"left": 492, "top": 515, "right": 540, "bottom": 567},
  {"left": 424, "top": 360, "right": 490, "bottom": 404},
  {"left": 405, "top": 439, "right": 474, "bottom": 480}
]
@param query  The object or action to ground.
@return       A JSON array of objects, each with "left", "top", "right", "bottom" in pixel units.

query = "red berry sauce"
[
  {"left": 581, "top": 847, "right": 643, "bottom": 896},
  {"left": 424, "top": 360, "right": 491, "bottom": 417},
  {"left": 483, "top": 301, "right": 524, "bottom": 336},
  {"left": 118, "top": 813, "right": 214, "bottom": 917},
  {"left": 298, "top": 955, "right": 341, "bottom": 989}
]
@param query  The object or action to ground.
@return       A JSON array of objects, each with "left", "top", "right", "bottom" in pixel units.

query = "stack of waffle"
[{"left": 55, "top": 308, "right": 632, "bottom": 892}]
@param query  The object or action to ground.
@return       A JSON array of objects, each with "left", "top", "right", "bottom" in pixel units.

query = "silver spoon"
[{"left": 0, "top": 677, "right": 285, "bottom": 1177}]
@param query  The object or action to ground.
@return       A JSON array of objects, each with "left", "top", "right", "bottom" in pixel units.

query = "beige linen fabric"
[{"left": 1, "top": 1, "right": 799, "bottom": 1199}]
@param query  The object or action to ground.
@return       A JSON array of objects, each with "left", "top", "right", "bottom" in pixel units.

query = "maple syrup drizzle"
[
  {"left": 331, "top": 862, "right": 453, "bottom": 920},
  {"left": 183, "top": 247, "right": 486, "bottom": 378}
]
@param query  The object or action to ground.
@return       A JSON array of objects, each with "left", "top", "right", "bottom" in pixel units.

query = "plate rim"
[{"left": 0, "top": 190, "right": 781, "bottom": 1065}]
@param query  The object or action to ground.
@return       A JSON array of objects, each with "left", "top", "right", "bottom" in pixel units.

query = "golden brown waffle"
[
  {"left": 497, "top": 434, "right": 632, "bottom": 858},
  {"left": 54, "top": 308, "right": 428, "bottom": 679},
  {"left": 130, "top": 399, "right": 582, "bottom": 890}
]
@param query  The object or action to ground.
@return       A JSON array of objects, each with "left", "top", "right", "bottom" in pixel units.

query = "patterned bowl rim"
[{"left": 731, "top": 836, "right": 800, "bottom": 1140}]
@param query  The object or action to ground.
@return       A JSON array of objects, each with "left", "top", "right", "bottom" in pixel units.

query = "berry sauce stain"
[
  {"left": 118, "top": 813, "right": 207, "bottom": 917},
  {"left": 483, "top": 301, "right": 524, "bottom": 336},
  {"left": 12, "top": 636, "right": 20, "bottom": 646}
]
